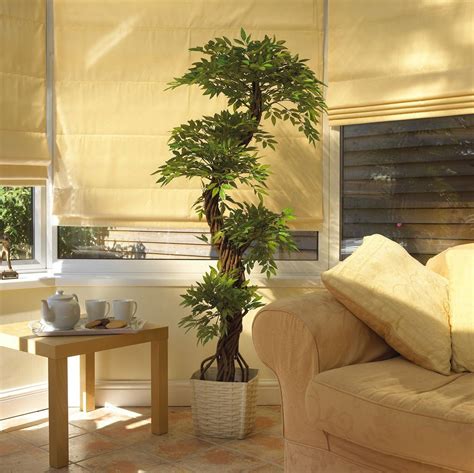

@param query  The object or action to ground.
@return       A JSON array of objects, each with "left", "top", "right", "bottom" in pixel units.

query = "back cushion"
[
  {"left": 427, "top": 243, "right": 474, "bottom": 373},
  {"left": 322, "top": 234, "right": 452, "bottom": 375}
]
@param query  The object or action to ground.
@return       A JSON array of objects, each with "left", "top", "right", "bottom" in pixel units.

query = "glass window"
[
  {"left": 0, "top": 186, "right": 34, "bottom": 261},
  {"left": 340, "top": 114, "right": 474, "bottom": 263},
  {"left": 57, "top": 227, "right": 318, "bottom": 261}
]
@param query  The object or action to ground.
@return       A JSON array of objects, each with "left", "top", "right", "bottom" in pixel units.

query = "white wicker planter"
[{"left": 190, "top": 367, "right": 259, "bottom": 439}]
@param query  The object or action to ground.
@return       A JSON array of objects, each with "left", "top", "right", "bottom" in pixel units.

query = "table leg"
[
  {"left": 80, "top": 353, "right": 95, "bottom": 412},
  {"left": 151, "top": 339, "right": 168, "bottom": 434},
  {"left": 48, "top": 357, "right": 69, "bottom": 468}
]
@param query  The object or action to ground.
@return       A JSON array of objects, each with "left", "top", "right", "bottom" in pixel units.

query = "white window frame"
[
  {"left": 6, "top": 187, "right": 47, "bottom": 272},
  {"left": 328, "top": 125, "right": 341, "bottom": 268},
  {"left": 49, "top": 114, "right": 334, "bottom": 281},
  {"left": 49, "top": 116, "right": 335, "bottom": 281},
  {"left": 334, "top": 115, "right": 473, "bottom": 263},
  {"left": 50, "top": 137, "right": 333, "bottom": 280}
]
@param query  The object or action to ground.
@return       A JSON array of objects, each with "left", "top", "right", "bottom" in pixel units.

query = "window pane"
[
  {"left": 341, "top": 114, "right": 474, "bottom": 263},
  {"left": 0, "top": 186, "right": 34, "bottom": 260},
  {"left": 58, "top": 227, "right": 318, "bottom": 261}
]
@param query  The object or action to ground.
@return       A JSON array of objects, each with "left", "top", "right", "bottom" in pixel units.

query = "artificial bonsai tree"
[{"left": 155, "top": 29, "right": 326, "bottom": 383}]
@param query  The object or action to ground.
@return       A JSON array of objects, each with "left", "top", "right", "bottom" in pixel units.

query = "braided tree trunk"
[{"left": 200, "top": 81, "right": 263, "bottom": 383}]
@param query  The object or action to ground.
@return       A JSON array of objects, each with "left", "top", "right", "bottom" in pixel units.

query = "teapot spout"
[{"left": 41, "top": 300, "right": 54, "bottom": 323}]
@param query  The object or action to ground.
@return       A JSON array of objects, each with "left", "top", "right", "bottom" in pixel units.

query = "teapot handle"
[{"left": 72, "top": 293, "right": 79, "bottom": 302}]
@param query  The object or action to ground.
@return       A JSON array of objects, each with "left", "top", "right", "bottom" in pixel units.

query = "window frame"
[
  {"left": 328, "top": 125, "right": 342, "bottom": 268},
  {"left": 335, "top": 115, "right": 474, "bottom": 263},
  {"left": 49, "top": 115, "right": 334, "bottom": 280},
  {"left": 7, "top": 186, "right": 48, "bottom": 272}
]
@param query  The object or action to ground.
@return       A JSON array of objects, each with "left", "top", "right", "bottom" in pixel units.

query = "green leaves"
[
  {"left": 0, "top": 186, "right": 33, "bottom": 259},
  {"left": 153, "top": 111, "right": 270, "bottom": 206},
  {"left": 179, "top": 267, "right": 264, "bottom": 345},
  {"left": 166, "top": 29, "right": 326, "bottom": 144},
  {"left": 153, "top": 29, "right": 326, "bottom": 348},
  {"left": 222, "top": 203, "right": 297, "bottom": 278}
]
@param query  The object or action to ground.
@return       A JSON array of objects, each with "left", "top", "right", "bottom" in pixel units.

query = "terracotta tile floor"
[{"left": 0, "top": 406, "right": 283, "bottom": 472}]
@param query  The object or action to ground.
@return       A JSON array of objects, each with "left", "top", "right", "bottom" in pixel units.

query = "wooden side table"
[{"left": 0, "top": 322, "right": 168, "bottom": 468}]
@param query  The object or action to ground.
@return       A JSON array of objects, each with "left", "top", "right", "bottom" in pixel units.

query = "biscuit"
[
  {"left": 106, "top": 320, "right": 127, "bottom": 329},
  {"left": 85, "top": 319, "right": 102, "bottom": 329}
]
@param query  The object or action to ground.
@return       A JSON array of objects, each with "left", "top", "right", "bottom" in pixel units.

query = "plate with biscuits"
[{"left": 29, "top": 316, "right": 146, "bottom": 336}]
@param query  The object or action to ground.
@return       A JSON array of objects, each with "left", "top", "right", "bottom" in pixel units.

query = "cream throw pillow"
[
  {"left": 322, "top": 234, "right": 452, "bottom": 375},
  {"left": 427, "top": 244, "right": 474, "bottom": 373}
]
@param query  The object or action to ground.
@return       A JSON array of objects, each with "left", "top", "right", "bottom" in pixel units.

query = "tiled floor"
[{"left": 0, "top": 405, "right": 283, "bottom": 472}]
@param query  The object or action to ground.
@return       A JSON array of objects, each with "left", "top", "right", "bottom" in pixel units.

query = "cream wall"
[
  {"left": 71, "top": 285, "right": 310, "bottom": 382},
  {"left": 0, "top": 285, "right": 312, "bottom": 393},
  {"left": 0, "top": 288, "right": 52, "bottom": 391}
]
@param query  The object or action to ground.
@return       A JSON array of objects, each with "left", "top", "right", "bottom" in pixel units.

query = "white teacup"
[
  {"left": 113, "top": 299, "right": 137, "bottom": 322},
  {"left": 85, "top": 299, "right": 110, "bottom": 321}
]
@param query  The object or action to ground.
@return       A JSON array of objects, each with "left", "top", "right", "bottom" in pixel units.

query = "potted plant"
[{"left": 154, "top": 29, "right": 325, "bottom": 439}]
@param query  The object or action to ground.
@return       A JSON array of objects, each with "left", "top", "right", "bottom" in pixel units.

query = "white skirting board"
[
  {"left": 0, "top": 383, "right": 49, "bottom": 420},
  {"left": 0, "top": 378, "right": 281, "bottom": 420}
]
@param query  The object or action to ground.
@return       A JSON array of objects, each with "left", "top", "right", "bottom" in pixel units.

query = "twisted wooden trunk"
[{"left": 200, "top": 81, "right": 263, "bottom": 383}]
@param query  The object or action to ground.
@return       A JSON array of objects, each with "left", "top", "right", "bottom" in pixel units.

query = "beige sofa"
[{"left": 253, "top": 289, "right": 474, "bottom": 472}]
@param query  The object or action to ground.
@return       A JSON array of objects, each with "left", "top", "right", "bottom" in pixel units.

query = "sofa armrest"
[{"left": 252, "top": 288, "right": 395, "bottom": 446}]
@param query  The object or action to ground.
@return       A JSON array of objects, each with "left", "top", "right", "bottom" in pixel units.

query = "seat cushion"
[
  {"left": 306, "top": 357, "right": 474, "bottom": 471},
  {"left": 321, "top": 234, "right": 452, "bottom": 375},
  {"left": 427, "top": 243, "right": 474, "bottom": 373}
]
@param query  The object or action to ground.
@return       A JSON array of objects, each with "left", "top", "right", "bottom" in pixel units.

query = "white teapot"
[{"left": 41, "top": 290, "right": 81, "bottom": 330}]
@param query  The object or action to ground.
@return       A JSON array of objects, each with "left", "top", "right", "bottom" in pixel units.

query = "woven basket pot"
[{"left": 190, "top": 367, "right": 259, "bottom": 439}]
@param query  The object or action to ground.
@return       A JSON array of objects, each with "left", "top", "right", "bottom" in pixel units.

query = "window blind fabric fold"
[
  {"left": 53, "top": 0, "right": 324, "bottom": 229},
  {"left": 0, "top": 0, "right": 49, "bottom": 185},
  {"left": 327, "top": 0, "right": 474, "bottom": 125}
]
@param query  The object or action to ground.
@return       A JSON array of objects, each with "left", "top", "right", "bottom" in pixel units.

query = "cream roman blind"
[
  {"left": 328, "top": 0, "right": 474, "bottom": 125},
  {"left": 53, "top": 0, "right": 324, "bottom": 229},
  {"left": 0, "top": 0, "right": 50, "bottom": 186}
]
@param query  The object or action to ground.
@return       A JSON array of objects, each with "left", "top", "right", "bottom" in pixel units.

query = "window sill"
[
  {"left": 51, "top": 258, "right": 326, "bottom": 288},
  {"left": 0, "top": 271, "right": 322, "bottom": 291},
  {"left": 54, "top": 273, "right": 322, "bottom": 288},
  {"left": 0, "top": 273, "right": 55, "bottom": 291}
]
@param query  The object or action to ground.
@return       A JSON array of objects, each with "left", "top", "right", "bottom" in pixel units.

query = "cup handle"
[
  {"left": 132, "top": 301, "right": 138, "bottom": 317},
  {"left": 105, "top": 302, "right": 110, "bottom": 316}
]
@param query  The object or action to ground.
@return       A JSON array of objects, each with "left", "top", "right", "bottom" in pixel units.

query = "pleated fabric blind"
[
  {"left": 0, "top": 0, "right": 50, "bottom": 186},
  {"left": 328, "top": 0, "right": 474, "bottom": 125},
  {"left": 53, "top": 0, "right": 325, "bottom": 230}
]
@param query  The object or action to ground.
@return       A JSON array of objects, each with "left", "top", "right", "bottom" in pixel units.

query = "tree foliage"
[
  {"left": 154, "top": 29, "right": 325, "bottom": 381},
  {"left": 167, "top": 29, "right": 325, "bottom": 144},
  {"left": 180, "top": 267, "right": 263, "bottom": 345},
  {"left": 0, "top": 187, "right": 34, "bottom": 259}
]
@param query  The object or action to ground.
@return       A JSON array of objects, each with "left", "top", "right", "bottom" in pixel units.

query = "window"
[
  {"left": 340, "top": 114, "right": 474, "bottom": 263},
  {"left": 0, "top": 186, "right": 46, "bottom": 269},
  {"left": 57, "top": 226, "right": 318, "bottom": 261},
  {"left": 0, "top": 186, "right": 34, "bottom": 261}
]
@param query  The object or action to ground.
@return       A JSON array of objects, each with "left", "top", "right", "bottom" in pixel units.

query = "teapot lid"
[{"left": 48, "top": 290, "right": 75, "bottom": 301}]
